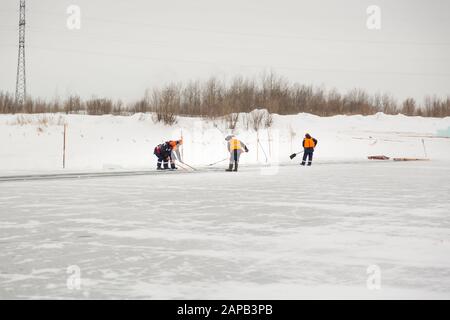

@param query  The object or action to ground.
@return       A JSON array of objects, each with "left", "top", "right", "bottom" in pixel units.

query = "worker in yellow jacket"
[{"left": 225, "top": 135, "right": 248, "bottom": 172}]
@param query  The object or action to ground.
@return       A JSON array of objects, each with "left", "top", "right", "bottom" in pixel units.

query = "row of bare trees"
[
  {"left": 1, "top": 74, "right": 449, "bottom": 121},
  {"left": 0, "top": 92, "right": 124, "bottom": 115}
]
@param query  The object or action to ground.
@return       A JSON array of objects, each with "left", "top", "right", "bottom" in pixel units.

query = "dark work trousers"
[
  {"left": 157, "top": 154, "right": 170, "bottom": 169},
  {"left": 301, "top": 149, "right": 314, "bottom": 166},
  {"left": 230, "top": 149, "right": 242, "bottom": 164}
]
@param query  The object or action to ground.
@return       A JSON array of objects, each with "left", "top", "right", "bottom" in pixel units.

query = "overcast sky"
[{"left": 0, "top": 0, "right": 449, "bottom": 103}]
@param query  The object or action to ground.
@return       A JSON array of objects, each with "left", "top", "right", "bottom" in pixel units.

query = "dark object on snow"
[
  {"left": 290, "top": 150, "right": 306, "bottom": 159},
  {"left": 368, "top": 155, "right": 390, "bottom": 160},
  {"left": 290, "top": 152, "right": 302, "bottom": 159}
]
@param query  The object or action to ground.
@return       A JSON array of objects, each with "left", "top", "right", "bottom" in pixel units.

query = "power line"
[
  {"left": 2, "top": 25, "right": 450, "bottom": 63},
  {"left": 7, "top": 43, "right": 449, "bottom": 78},
  {"left": 3, "top": 9, "right": 450, "bottom": 47}
]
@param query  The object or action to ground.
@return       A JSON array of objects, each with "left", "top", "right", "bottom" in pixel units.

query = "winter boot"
[
  {"left": 157, "top": 163, "right": 162, "bottom": 170},
  {"left": 307, "top": 161, "right": 312, "bottom": 166},
  {"left": 233, "top": 162, "right": 238, "bottom": 171},
  {"left": 301, "top": 161, "right": 306, "bottom": 166},
  {"left": 171, "top": 163, "right": 177, "bottom": 170},
  {"left": 163, "top": 163, "right": 169, "bottom": 170},
  {"left": 225, "top": 163, "right": 233, "bottom": 172}
]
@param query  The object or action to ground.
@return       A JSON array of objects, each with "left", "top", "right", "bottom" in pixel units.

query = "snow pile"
[{"left": 1, "top": 112, "right": 450, "bottom": 172}]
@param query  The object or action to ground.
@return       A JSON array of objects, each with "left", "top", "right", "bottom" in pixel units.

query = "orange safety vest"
[
  {"left": 169, "top": 141, "right": 178, "bottom": 151},
  {"left": 304, "top": 138, "right": 315, "bottom": 148},
  {"left": 230, "top": 138, "right": 241, "bottom": 150}
]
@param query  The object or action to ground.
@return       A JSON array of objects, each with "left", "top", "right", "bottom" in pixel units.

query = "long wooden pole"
[
  {"left": 256, "top": 131, "right": 259, "bottom": 161},
  {"left": 421, "top": 138, "right": 427, "bottom": 158},
  {"left": 181, "top": 129, "right": 184, "bottom": 160},
  {"left": 63, "top": 124, "right": 67, "bottom": 169}
]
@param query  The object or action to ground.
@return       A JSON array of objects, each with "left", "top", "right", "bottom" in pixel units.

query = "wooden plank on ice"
[
  {"left": 368, "top": 155, "right": 390, "bottom": 160},
  {"left": 392, "top": 158, "right": 430, "bottom": 161}
]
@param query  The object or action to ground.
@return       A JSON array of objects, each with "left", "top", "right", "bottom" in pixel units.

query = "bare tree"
[
  {"left": 381, "top": 93, "right": 398, "bottom": 115},
  {"left": 401, "top": 98, "right": 416, "bottom": 116}
]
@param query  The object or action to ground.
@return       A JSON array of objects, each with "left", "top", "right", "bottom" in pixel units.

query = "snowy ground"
[{"left": 1, "top": 161, "right": 449, "bottom": 299}]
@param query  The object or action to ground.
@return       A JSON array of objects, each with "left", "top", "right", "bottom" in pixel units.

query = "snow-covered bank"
[{"left": 1, "top": 112, "right": 450, "bottom": 172}]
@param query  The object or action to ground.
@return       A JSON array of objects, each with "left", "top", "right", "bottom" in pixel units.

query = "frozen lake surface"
[{"left": 0, "top": 161, "right": 449, "bottom": 299}]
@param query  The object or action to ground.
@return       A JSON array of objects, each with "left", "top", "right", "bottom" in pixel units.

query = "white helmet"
[{"left": 225, "top": 135, "right": 234, "bottom": 141}]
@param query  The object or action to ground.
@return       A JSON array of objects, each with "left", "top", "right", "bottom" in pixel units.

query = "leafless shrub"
[
  {"left": 112, "top": 100, "right": 124, "bottom": 115},
  {"left": 264, "top": 111, "right": 273, "bottom": 128},
  {"left": 37, "top": 115, "right": 50, "bottom": 127},
  {"left": 202, "top": 77, "right": 224, "bottom": 118},
  {"left": 342, "top": 89, "right": 375, "bottom": 115},
  {"left": 380, "top": 93, "right": 398, "bottom": 115},
  {"left": 12, "top": 114, "right": 31, "bottom": 125},
  {"left": 131, "top": 98, "right": 149, "bottom": 114},
  {"left": 325, "top": 89, "right": 343, "bottom": 116},
  {"left": 241, "top": 113, "right": 251, "bottom": 131},
  {"left": 401, "top": 98, "right": 416, "bottom": 116},
  {"left": 86, "top": 98, "right": 113, "bottom": 115},
  {"left": 0, "top": 92, "right": 16, "bottom": 113},
  {"left": 422, "top": 95, "right": 450, "bottom": 117},
  {"left": 150, "top": 86, "right": 178, "bottom": 125},
  {"left": 181, "top": 80, "right": 202, "bottom": 116},
  {"left": 64, "top": 95, "right": 84, "bottom": 114},
  {"left": 225, "top": 113, "right": 239, "bottom": 130},
  {"left": 10, "top": 114, "right": 61, "bottom": 126},
  {"left": 249, "top": 109, "right": 265, "bottom": 131}
]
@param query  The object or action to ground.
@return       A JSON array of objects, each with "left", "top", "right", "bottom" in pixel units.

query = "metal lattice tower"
[{"left": 15, "top": 0, "right": 26, "bottom": 105}]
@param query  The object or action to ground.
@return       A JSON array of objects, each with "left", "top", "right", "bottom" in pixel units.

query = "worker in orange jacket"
[
  {"left": 301, "top": 133, "right": 318, "bottom": 166},
  {"left": 154, "top": 139, "right": 182, "bottom": 170},
  {"left": 225, "top": 135, "right": 248, "bottom": 172}
]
